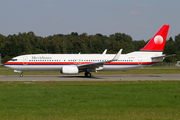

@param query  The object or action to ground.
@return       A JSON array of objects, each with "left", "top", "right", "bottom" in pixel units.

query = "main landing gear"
[{"left": 84, "top": 72, "right": 91, "bottom": 77}]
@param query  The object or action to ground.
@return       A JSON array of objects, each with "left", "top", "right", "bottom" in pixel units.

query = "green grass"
[
  {"left": 0, "top": 81, "right": 180, "bottom": 120},
  {"left": 1, "top": 66, "right": 180, "bottom": 75}
]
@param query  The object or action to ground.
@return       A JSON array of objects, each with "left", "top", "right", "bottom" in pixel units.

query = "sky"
[{"left": 1, "top": 0, "right": 180, "bottom": 41}]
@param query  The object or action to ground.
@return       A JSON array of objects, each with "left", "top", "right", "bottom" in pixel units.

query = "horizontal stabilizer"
[{"left": 151, "top": 54, "right": 175, "bottom": 59}]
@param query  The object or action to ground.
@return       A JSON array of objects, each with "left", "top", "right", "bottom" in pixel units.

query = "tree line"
[{"left": 0, "top": 31, "right": 179, "bottom": 63}]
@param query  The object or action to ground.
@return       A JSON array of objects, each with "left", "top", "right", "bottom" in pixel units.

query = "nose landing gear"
[
  {"left": 14, "top": 70, "right": 23, "bottom": 77},
  {"left": 20, "top": 73, "right": 23, "bottom": 77}
]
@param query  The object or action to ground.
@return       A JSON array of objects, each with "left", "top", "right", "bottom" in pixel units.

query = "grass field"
[
  {"left": 1, "top": 66, "right": 180, "bottom": 119},
  {"left": 1, "top": 66, "right": 180, "bottom": 75},
  {"left": 0, "top": 81, "right": 180, "bottom": 120}
]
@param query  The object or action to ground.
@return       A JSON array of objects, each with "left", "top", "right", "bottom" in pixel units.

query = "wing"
[{"left": 78, "top": 49, "right": 122, "bottom": 71}]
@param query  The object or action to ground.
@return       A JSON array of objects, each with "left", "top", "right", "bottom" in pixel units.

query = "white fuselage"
[{"left": 4, "top": 51, "right": 163, "bottom": 72}]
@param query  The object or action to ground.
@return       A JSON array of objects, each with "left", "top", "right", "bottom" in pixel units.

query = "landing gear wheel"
[
  {"left": 85, "top": 72, "right": 91, "bottom": 77},
  {"left": 87, "top": 72, "right": 91, "bottom": 77},
  {"left": 20, "top": 73, "right": 23, "bottom": 77}
]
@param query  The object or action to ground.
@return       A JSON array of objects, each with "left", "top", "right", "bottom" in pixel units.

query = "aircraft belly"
[
  {"left": 103, "top": 65, "right": 142, "bottom": 71},
  {"left": 28, "top": 65, "right": 62, "bottom": 71},
  {"left": 9, "top": 65, "right": 63, "bottom": 71}
]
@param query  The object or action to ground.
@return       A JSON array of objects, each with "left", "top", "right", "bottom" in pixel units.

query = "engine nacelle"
[{"left": 62, "top": 66, "right": 79, "bottom": 74}]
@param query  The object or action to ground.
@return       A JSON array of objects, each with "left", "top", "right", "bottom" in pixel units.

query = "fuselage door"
[
  {"left": 23, "top": 56, "right": 28, "bottom": 65},
  {"left": 138, "top": 56, "right": 142, "bottom": 65}
]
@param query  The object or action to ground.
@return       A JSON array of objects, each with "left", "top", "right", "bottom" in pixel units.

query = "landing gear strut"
[{"left": 84, "top": 72, "right": 91, "bottom": 77}]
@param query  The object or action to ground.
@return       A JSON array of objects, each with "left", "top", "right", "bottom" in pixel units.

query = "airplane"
[{"left": 4, "top": 25, "right": 172, "bottom": 77}]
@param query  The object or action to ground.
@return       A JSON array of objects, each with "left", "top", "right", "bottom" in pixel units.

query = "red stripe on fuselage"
[{"left": 4, "top": 62, "right": 158, "bottom": 65}]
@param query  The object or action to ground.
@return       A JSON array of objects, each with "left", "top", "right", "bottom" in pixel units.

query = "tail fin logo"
[{"left": 154, "top": 35, "right": 163, "bottom": 45}]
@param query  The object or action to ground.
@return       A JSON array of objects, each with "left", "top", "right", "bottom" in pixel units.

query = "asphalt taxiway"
[{"left": 0, "top": 74, "right": 180, "bottom": 81}]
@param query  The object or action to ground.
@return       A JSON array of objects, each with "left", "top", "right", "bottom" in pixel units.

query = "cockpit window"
[{"left": 12, "top": 59, "right": 17, "bottom": 61}]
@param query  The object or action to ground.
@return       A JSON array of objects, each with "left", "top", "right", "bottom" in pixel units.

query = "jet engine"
[{"left": 61, "top": 66, "right": 79, "bottom": 74}]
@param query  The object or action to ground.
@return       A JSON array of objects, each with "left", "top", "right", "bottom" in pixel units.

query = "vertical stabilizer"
[{"left": 140, "top": 25, "right": 169, "bottom": 51}]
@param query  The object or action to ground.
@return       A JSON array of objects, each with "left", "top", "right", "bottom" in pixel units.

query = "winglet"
[
  {"left": 102, "top": 49, "right": 107, "bottom": 54},
  {"left": 112, "top": 49, "right": 122, "bottom": 61}
]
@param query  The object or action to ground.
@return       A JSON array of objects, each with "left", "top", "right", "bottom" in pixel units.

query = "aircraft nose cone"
[
  {"left": 4, "top": 62, "right": 10, "bottom": 67},
  {"left": 4, "top": 62, "right": 8, "bottom": 65}
]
